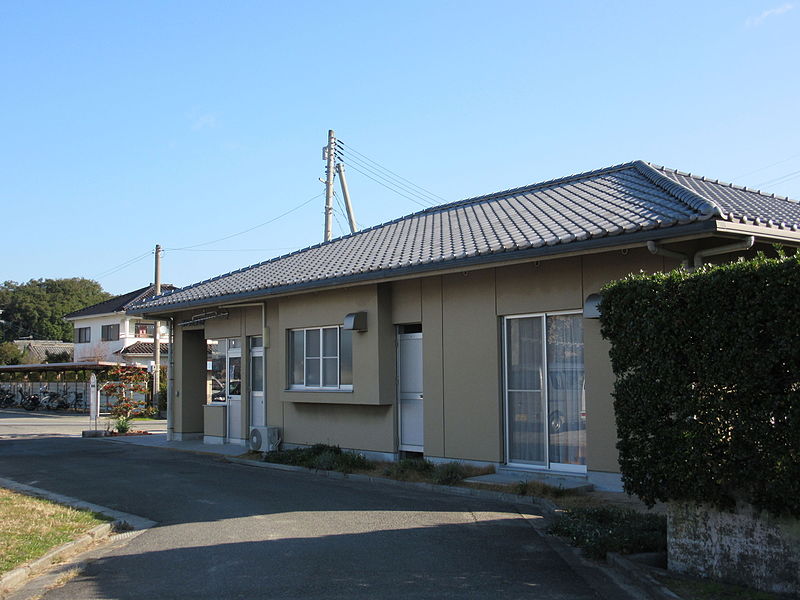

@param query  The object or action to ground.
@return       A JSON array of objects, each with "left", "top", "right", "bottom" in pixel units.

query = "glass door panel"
[
  {"left": 505, "top": 316, "right": 546, "bottom": 465},
  {"left": 546, "top": 315, "right": 586, "bottom": 467}
]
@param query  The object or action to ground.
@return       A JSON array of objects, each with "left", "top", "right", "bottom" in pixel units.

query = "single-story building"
[{"left": 129, "top": 160, "right": 800, "bottom": 490}]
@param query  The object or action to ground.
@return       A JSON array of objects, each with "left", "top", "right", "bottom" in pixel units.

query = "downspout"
[
  {"left": 647, "top": 241, "right": 689, "bottom": 267},
  {"left": 166, "top": 317, "right": 174, "bottom": 441},
  {"left": 693, "top": 236, "right": 755, "bottom": 268}
]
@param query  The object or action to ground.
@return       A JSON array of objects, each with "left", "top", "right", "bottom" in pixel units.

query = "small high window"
[{"left": 75, "top": 327, "right": 91, "bottom": 344}]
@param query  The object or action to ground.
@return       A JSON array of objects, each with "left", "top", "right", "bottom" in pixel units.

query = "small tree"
[
  {"left": 0, "top": 342, "right": 24, "bottom": 365},
  {"left": 103, "top": 366, "right": 149, "bottom": 418}
]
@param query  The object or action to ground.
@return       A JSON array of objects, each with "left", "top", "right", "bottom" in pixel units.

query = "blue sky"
[{"left": 2, "top": 1, "right": 799, "bottom": 294}]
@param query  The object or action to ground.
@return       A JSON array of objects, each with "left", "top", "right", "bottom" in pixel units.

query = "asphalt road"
[{"left": 0, "top": 435, "right": 629, "bottom": 599}]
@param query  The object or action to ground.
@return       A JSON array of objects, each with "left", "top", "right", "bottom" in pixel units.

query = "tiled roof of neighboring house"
[
  {"left": 130, "top": 160, "right": 800, "bottom": 313},
  {"left": 65, "top": 284, "right": 177, "bottom": 319},
  {"left": 13, "top": 340, "right": 74, "bottom": 363},
  {"left": 117, "top": 341, "right": 168, "bottom": 356}
]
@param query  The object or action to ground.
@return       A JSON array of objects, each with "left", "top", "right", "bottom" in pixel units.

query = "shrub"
[
  {"left": 383, "top": 458, "right": 435, "bottom": 480},
  {"left": 547, "top": 506, "right": 666, "bottom": 559},
  {"left": 114, "top": 416, "right": 131, "bottom": 434},
  {"left": 263, "top": 444, "right": 373, "bottom": 474},
  {"left": 104, "top": 366, "right": 149, "bottom": 419},
  {"left": 431, "top": 462, "right": 467, "bottom": 485},
  {"left": 600, "top": 251, "right": 800, "bottom": 517}
]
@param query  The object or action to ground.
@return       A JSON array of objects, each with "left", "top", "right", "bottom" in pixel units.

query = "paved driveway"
[{"left": 0, "top": 436, "right": 627, "bottom": 599}]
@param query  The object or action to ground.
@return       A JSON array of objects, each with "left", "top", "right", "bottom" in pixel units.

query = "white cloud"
[{"left": 746, "top": 3, "right": 794, "bottom": 27}]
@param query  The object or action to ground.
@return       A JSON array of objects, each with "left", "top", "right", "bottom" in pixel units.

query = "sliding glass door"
[{"left": 504, "top": 313, "right": 586, "bottom": 472}]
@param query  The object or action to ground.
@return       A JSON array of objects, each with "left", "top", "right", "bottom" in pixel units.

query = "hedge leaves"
[{"left": 600, "top": 252, "right": 800, "bottom": 517}]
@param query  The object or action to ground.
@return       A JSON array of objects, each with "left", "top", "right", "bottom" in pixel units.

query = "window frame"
[
  {"left": 101, "top": 324, "right": 120, "bottom": 342},
  {"left": 75, "top": 327, "right": 91, "bottom": 344},
  {"left": 288, "top": 326, "right": 353, "bottom": 391},
  {"left": 133, "top": 322, "right": 155, "bottom": 338},
  {"left": 502, "top": 310, "right": 586, "bottom": 474}
]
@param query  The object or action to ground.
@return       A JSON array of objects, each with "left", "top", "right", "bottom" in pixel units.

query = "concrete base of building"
[
  {"left": 172, "top": 432, "right": 203, "bottom": 442},
  {"left": 203, "top": 435, "right": 225, "bottom": 445},
  {"left": 587, "top": 470, "right": 624, "bottom": 492}
]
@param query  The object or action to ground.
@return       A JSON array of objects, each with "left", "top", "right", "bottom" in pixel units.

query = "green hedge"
[{"left": 600, "top": 252, "right": 800, "bottom": 517}]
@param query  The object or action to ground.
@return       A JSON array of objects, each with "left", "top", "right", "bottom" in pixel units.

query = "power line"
[
  {"left": 756, "top": 168, "right": 800, "bottom": 188},
  {"left": 167, "top": 193, "right": 324, "bottom": 251},
  {"left": 169, "top": 247, "right": 298, "bottom": 253},
  {"left": 336, "top": 140, "right": 446, "bottom": 203},
  {"left": 93, "top": 251, "right": 153, "bottom": 279},
  {"left": 335, "top": 146, "right": 439, "bottom": 205},
  {"left": 334, "top": 148, "right": 438, "bottom": 207},
  {"left": 733, "top": 152, "right": 800, "bottom": 180},
  {"left": 337, "top": 160, "right": 433, "bottom": 209}
]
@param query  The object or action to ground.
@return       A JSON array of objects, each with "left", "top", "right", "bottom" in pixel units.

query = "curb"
[
  {"left": 607, "top": 553, "right": 684, "bottom": 600},
  {"left": 0, "top": 478, "right": 156, "bottom": 598},
  {"left": 224, "top": 456, "right": 559, "bottom": 515}
]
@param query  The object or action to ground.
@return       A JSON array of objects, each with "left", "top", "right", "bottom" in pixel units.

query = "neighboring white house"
[{"left": 64, "top": 284, "right": 175, "bottom": 365}]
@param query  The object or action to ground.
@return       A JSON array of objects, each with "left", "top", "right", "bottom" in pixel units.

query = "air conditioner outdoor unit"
[{"left": 249, "top": 426, "right": 281, "bottom": 452}]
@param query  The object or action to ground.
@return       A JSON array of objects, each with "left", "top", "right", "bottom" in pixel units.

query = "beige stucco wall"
[
  {"left": 283, "top": 403, "right": 395, "bottom": 453},
  {"left": 440, "top": 270, "right": 502, "bottom": 461},
  {"left": 580, "top": 249, "right": 665, "bottom": 472},
  {"left": 420, "top": 276, "right": 445, "bottom": 457},
  {"left": 174, "top": 327, "right": 207, "bottom": 436},
  {"left": 204, "top": 404, "right": 226, "bottom": 437},
  {"left": 270, "top": 285, "right": 397, "bottom": 450},
  {"left": 168, "top": 246, "right": 679, "bottom": 474}
]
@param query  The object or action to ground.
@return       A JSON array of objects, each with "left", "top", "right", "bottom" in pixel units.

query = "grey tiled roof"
[
  {"left": 117, "top": 341, "right": 168, "bottom": 355},
  {"left": 65, "top": 284, "right": 177, "bottom": 318},
  {"left": 14, "top": 340, "right": 74, "bottom": 363},
  {"left": 130, "top": 160, "right": 800, "bottom": 313}
]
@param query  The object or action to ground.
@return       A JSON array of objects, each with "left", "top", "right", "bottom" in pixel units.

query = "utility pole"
[
  {"left": 152, "top": 244, "right": 161, "bottom": 408},
  {"left": 323, "top": 130, "right": 336, "bottom": 242},
  {"left": 322, "top": 130, "right": 358, "bottom": 239},
  {"left": 336, "top": 162, "right": 357, "bottom": 233}
]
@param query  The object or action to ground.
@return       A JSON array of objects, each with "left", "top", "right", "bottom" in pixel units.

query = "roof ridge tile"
[{"left": 634, "top": 161, "right": 721, "bottom": 217}]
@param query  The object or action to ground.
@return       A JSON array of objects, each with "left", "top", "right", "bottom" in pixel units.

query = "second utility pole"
[
  {"left": 323, "top": 129, "right": 336, "bottom": 242},
  {"left": 152, "top": 244, "right": 161, "bottom": 408}
]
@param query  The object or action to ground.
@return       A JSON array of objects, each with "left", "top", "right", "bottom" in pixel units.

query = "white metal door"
[
  {"left": 397, "top": 333, "right": 423, "bottom": 451},
  {"left": 249, "top": 337, "right": 265, "bottom": 428}
]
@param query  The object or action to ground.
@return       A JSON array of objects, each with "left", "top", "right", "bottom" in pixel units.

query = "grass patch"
[
  {"left": 382, "top": 458, "right": 435, "bottom": 481},
  {"left": 656, "top": 575, "right": 784, "bottom": 600},
  {"left": 263, "top": 444, "right": 373, "bottom": 474},
  {"left": 547, "top": 505, "right": 666, "bottom": 559},
  {"left": 0, "top": 488, "right": 111, "bottom": 574}
]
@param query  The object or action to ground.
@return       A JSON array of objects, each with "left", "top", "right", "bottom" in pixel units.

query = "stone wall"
[{"left": 668, "top": 501, "right": 800, "bottom": 595}]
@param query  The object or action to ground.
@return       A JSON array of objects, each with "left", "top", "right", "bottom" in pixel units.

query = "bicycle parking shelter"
[{"left": 0, "top": 361, "right": 149, "bottom": 413}]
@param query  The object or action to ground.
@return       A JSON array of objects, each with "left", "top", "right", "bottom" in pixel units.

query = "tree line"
[{"left": 0, "top": 278, "right": 111, "bottom": 364}]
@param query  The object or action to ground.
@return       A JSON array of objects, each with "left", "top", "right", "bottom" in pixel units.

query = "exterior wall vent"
[
  {"left": 583, "top": 294, "right": 602, "bottom": 319},
  {"left": 343, "top": 312, "right": 368, "bottom": 331}
]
